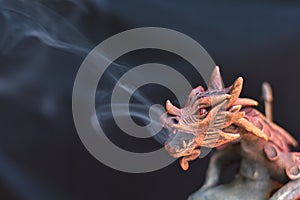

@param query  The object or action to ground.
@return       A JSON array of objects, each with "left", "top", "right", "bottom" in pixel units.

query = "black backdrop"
[{"left": 1, "top": 0, "right": 300, "bottom": 199}]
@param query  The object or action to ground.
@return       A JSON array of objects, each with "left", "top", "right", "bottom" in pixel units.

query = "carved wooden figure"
[{"left": 160, "top": 67, "right": 300, "bottom": 200}]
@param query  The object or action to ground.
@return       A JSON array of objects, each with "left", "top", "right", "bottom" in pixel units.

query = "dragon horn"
[
  {"left": 208, "top": 66, "right": 224, "bottom": 90},
  {"left": 227, "top": 77, "right": 243, "bottom": 109},
  {"left": 166, "top": 100, "right": 181, "bottom": 116}
]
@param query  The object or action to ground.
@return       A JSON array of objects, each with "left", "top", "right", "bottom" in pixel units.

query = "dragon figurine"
[{"left": 160, "top": 66, "right": 300, "bottom": 200}]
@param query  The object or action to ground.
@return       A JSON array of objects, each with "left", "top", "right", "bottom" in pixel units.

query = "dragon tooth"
[{"left": 182, "top": 140, "right": 187, "bottom": 148}]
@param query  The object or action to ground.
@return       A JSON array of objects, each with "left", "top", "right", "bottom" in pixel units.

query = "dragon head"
[{"left": 160, "top": 66, "right": 258, "bottom": 170}]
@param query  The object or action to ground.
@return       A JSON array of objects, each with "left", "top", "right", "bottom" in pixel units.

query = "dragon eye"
[{"left": 198, "top": 107, "right": 208, "bottom": 117}]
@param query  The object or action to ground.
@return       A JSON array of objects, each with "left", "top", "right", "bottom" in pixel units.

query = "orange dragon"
[{"left": 161, "top": 67, "right": 300, "bottom": 200}]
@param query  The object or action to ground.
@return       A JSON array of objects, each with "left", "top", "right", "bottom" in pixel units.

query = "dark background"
[{"left": 1, "top": 0, "right": 300, "bottom": 199}]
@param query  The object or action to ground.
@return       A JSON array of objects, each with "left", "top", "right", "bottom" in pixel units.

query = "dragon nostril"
[{"left": 171, "top": 118, "right": 179, "bottom": 124}]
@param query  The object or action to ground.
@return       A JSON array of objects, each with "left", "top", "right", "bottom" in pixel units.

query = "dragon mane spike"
[
  {"left": 232, "top": 98, "right": 258, "bottom": 107},
  {"left": 262, "top": 82, "right": 273, "bottom": 121},
  {"left": 227, "top": 77, "right": 243, "bottom": 109},
  {"left": 208, "top": 66, "right": 224, "bottom": 91}
]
